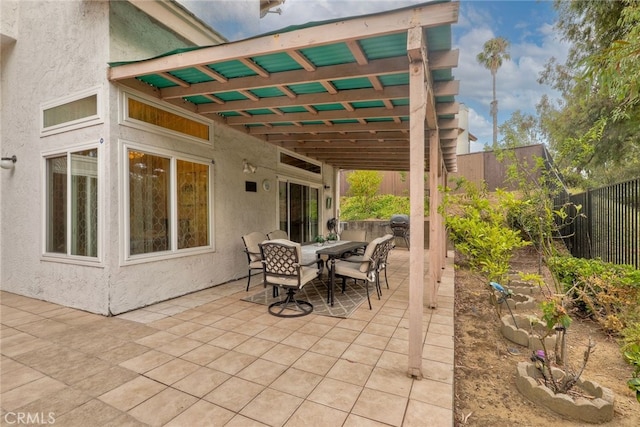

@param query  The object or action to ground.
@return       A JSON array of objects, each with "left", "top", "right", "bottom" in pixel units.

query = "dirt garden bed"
[{"left": 453, "top": 246, "right": 640, "bottom": 426}]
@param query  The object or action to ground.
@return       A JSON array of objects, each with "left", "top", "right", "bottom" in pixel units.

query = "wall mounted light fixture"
[
  {"left": 243, "top": 159, "right": 256, "bottom": 174},
  {"left": 0, "top": 155, "right": 17, "bottom": 170}
]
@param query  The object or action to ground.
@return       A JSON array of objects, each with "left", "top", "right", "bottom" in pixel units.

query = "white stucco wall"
[
  {"left": 0, "top": 0, "right": 336, "bottom": 315},
  {"left": 1, "top": 0, "right": 112, "bottom": 313}
]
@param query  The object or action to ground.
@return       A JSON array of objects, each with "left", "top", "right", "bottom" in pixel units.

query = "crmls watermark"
[{"left": 3, "top": 412, "right": 56, "bottom": 425}]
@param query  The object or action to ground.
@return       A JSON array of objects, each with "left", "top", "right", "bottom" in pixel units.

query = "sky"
[{"left": 177, "top": 0, "right": 570, "bottom": 152}]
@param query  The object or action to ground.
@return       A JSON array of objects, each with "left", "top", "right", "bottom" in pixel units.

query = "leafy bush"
[
  {"left": 547, "top": 256, "right": 640, "bottom": 334},
  {"left": 340, "top": 194, "right": 424, "bottom": 221},
  {"left": 442, "top": 179, "right": 529, "bottom": 283}
]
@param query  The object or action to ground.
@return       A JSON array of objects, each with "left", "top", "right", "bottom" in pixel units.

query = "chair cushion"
[
  {"left": 334, "top": 260, "right": 368, "bottom": 280},
  {"left": 265, "top": 266, "right": 317, "bottom": 288},
  {"left": 243, "top": 231, "right": 267, "bottom": 261},
  {"left": 359, "top": 237, "right": 384, "bottom": 272},
  {"left": 249, "top": 260, "right": 263, "bottom": 269}
]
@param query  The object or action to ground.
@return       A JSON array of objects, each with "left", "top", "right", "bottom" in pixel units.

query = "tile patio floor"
[{"left": 0, "top": 249, "right": 455, "bottom": 427}]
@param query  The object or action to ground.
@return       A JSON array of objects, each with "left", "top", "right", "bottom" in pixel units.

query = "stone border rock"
[
  {"left": 500, "top": 314, "right": 556, "bottom": 350},
  {"left": 498, "top": 293, "right": 536, "bottom": 310},
  {"left": 515, "top": 362, "right": 614, "bottom": 423}
]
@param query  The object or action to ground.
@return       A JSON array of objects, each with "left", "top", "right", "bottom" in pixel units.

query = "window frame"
[
  {"left": 41, "top": 142, "right": 104, "bottom": 266},
  {"left": 120, "top": 92, "right": 213, "bottom": 145},
  {"left": 277, "top": 148, "right": 323, "bottom": 179},
  {"left": 121, "top": 141, "right": 215, "bottom": 265},
  {"left": 40, "top": 86, "right": 104, "bottom": 136}
]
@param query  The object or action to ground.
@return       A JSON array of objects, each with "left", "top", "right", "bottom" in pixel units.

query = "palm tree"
[{"left": 477, "top": 37, "right": 511, "bottom": 147}]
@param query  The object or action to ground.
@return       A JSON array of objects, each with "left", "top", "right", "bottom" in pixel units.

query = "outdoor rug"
[{"left": 242, "top": 279, "right": 370, "bottom": 318}]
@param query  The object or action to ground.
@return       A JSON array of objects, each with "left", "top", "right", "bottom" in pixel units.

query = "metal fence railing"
[{"left": 555, "top": 178, "right": 640, "bottom": 269}]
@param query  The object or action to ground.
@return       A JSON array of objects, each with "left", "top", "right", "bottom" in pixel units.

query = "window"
[
  {"left": 127, "top": 147, "right": 212, "bottom": 259},
  {"left": 278, "top": 180, "right": 320, "bottom": 243},
  {"left": 279, "top": 151, "right": 322, "bottom": 176},
  {"left": 122, "top": 93, "right": 212, "bottom": 143},
  {"left": 41, "top": 87, "right": 103, "bottom": 135},
  {"left": 46, "top": 149, "right": 99, "bottom": 258}
]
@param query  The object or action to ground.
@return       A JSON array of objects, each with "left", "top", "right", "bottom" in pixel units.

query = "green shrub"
[{"left": 340, "top": 194, "right": 423, "bottom": 221}]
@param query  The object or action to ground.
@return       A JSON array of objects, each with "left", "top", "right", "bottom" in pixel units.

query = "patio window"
[
  {"left": 41, "top": 87, "right": 103, "bottom": 135},
  {"left": 45, "top": 149, "right": 99, "bottom": 258},
  {"left": 127, "top": 148, "right": 212, "bottom": 258}
]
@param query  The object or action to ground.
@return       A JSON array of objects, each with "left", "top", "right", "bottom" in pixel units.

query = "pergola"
[{"left": 109, "top": 0, "right": 459, "bottom": 378}]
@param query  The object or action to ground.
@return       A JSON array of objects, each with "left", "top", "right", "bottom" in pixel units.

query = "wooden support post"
[
  {"left": 407, "top": 26, "right": 426, "bottom": 379},
  {"left": 428, "top": 130, "right": 441, "bottom": 308}
]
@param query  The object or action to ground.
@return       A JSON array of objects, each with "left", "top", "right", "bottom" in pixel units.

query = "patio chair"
[
  {"left": 267, "top": 229, "right": 288, "bottom": 240},
  {"left": 241, "top": 231, "right": 268, "bottom": 292},
  {"left": 339, "top": 229, "right": 367, "bottom": 258},
  {"left": 259, "top": 239, "right": 320, "bottom": 317},
  {"left": 333, "top": 236, "right": 385, "bottom": 309},
  {"left": 376, "top": 234, "right": 395, "bottom": 294}
]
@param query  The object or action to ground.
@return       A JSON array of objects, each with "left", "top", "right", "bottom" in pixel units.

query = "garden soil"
[{"left": 453, "top": 246, "right": 640, "bottom": 426}]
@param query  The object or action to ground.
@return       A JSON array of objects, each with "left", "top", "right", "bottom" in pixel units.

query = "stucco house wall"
[{"left": 1, "top": 0, "right": 335, "bottom": 315}]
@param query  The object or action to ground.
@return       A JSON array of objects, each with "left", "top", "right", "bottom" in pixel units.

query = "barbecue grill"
[{"left": 389, "top": 214, "right": 410, "bottom": 249}]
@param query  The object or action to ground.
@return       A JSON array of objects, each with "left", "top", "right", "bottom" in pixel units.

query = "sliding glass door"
[{"left": 279, "top": 180, "right": 320, "bottom": 243}]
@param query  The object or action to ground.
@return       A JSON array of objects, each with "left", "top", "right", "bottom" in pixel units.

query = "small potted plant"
[
  {"left": 314, "top": 235, "right": 325, "bottom": 246},
  {"left": 327, "top": 233, "right": 338, "bottom": 242}
]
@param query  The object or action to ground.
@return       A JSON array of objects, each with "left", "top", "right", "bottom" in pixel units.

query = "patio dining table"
[{"left": 301, "top": 240, "right": 368, "bottom": 306}]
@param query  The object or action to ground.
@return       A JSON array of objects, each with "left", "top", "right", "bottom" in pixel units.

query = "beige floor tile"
[
  {"left": 424, "top": 331, "right": 454, "bottom": 349},
  {"left": 98, "top": 376, "right": 166, "bottom": 411},
  {"left": 172, "top": 366, "right": 230, "bottom": 397},
  {"left": 261, "top": 343, "right": 305, "bottom": 366},
  {"left": 51, "top": 356, "right": 112, "bottom": 385},
  {"left": 134, "top": 330, "right": 180, "bottom": 348},
  {"left": 15, "top": 387, "right": 92, "bottom": 418},
  {"left": 309, "top": 337, "right": 350, "bottom": 357},
  {"left": 190, "top": 312, "right": 226, "bottom": 326},
  {"left": 206, "top": 350, "right": 256, "bottom": 375},
  {"left": 365, "top": 366, "right": 413, "bottom": 397},
  {"left": 74, "top": 365, "right": 139, "bottom": 397},
  {"left": 370, "top": 313, "right": 402, "bottom": 327},
  {"left": 145, "top": 358, "right": 200, "bottom": 385},
  {"left": 323, "top": 327, "right": 360, "bottom": 343},
  {"left": 296, "top": 322, "right": 333, "bottom": 337},
  {"left": 326, "top": 359, "right": 373, "bottom": 386},
  {"left": 12, "top": 318, "right": 70, "bottom": 338},
  {"left": 185, "top": 325, "right": 226, "bottom": 342},
  {"left": 0, "top": 364, "right": 45, "bottom": 392},
  {"left": 343, "top": 413, "right": 390, "bottom": 426},
  {"left": 234, "top": 336, "right": 277, "bottom": 357},
  {"left": 351, "top": 388, "right": 407, "bottom": 426},
  {"left": 147, "top": 316, "right": 184, "bottom": 330},
  {"left": 336, "top": 318, "right": 368, "bottom": 332},
  {"left": 100, "top": 412, "right": 149, "bottom": 427},
  {"left": 164, "top": 399, "right": 235, "bottom": 427},
  {"left": 403, "top": 399, "right": 453, "bottom": 426},
  {"left": 0, "top": 332, "right": 48, "bottom": 357},
  {"left": 237, "top": 358, "right": 287, "bottom": 386},
  {"left": 353, "top": 332, "right": 390, "bottom": 350},
  {"left": 128, "top": 387, "right": 198, "bottom": 426},
  {"left": 269, "top": 367, "right": 323, "bottom": 398},
  {"left": 156, "top": 336, "right": 203, "bottom": 357},
  {"left": 410, "top": 377, "right": 453, "bottom": 409},
  {"left": 97, "top": 342, "right": 150, "bottom": 365},
  {"left": 208, "top": 331, "right": 251, "bottom": 349},
  {"left": 376, "top": 350, "right": 407, "bottom": 371},
  {"left": 422, "top": 343, "right": 454, "bottom": 365},
  {"left": 210, "top": 316, "right": 245, "bottom": 331},
  {"left": 225, "top": 414, "right": 269, "bottom": 426},
  {"left": 118, "top": 349, "right": 174, "bottom": 374},
  {"left": 240, "top": 387, "right": 303, "bottom": 427},
  {"left": 165, "top": 320, "right": 207, "bottom": 336},
  {"left": 285, "top": 400, "right": 348, "bottom": 427},
  {"left": 203, "top": 377, "right": 265, "bottom": 412},
  {"left": 341, "top": 343, "right": 383, "bottom": 366},
  {"left": 308, "top": 377, "right": 362, "bottom": 412},
  {"left": 281, "top": 331, "right": 321, "bottom": 350},
  {"left": 292, "top": 351, "right": 337, "bottom": 376},
  {"left": 363, "top": 322, "right": 397, "bottom": 338},
  {"left": 256, "top": 325, "right": 294, "bottom": 342},
  {"left": 180, "top": 343, "right": 227, "bottom": 366},
  {"left": 421, "top": 359, "right": 454, "bottom": 384},
  {"left": 0, "top": 376, "right": 67, "bottom": 410},
  {"left": 52, "top": 398, "right": 124, "bottom": 426},
  {"left": 232, "top": 321, "right": 269, "bottom": 336},
  {"left": 386, "top": 337, "right": 408, "bottom": 354}
]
